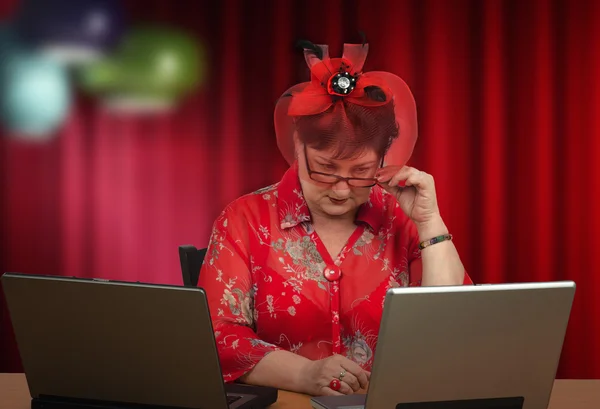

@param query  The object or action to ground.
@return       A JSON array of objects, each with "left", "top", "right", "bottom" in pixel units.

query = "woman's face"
[{"left": 298, "top": 144, "right": 381, "bottom": 219}]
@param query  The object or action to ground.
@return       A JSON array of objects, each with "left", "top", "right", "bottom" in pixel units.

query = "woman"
[{"left": 198, "top": 40, "right": 473, "bottom": 397}]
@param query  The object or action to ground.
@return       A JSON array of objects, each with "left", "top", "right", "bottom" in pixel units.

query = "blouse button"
[{"left": 324, "top": 267, "right": 342, "bottom": 281}]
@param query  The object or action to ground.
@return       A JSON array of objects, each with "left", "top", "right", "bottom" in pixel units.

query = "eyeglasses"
[{"left": 303, "top": 145, "right": 382, "bottom": 188}]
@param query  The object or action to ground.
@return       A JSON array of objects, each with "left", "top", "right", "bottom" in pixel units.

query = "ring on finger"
[
  {"left": 329, "top": 378, "right": 341, "bottom": 391},
  {"left": 339, "top": 369, "right": 346, "bottom": 380}
]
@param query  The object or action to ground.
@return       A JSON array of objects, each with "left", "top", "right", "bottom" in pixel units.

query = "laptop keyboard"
[{"left": 227, "top": 395, "right": 243, "bottom": 405}]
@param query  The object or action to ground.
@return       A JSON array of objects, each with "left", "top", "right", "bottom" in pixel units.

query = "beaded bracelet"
[{"left": 418, "top": 233, "right": 453, "bottom": 250}]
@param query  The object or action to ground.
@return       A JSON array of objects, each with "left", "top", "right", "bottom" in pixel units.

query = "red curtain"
[{"left": 1, "top": 0, "right": 599, "bottom": 378}]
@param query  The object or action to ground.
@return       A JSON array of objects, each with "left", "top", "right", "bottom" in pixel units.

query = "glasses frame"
[{"left": 303, "top": 145, "right": 383, "bottom": 188}]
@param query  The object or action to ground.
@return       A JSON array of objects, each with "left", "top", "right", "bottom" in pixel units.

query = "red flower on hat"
[{"left": 288, "top": 42, "right": 394, "bottom": 116}]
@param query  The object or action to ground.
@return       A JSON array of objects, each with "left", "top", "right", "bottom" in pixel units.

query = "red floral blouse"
[{"left": 198, "top": 163, "right": 472, "bottom": 382}]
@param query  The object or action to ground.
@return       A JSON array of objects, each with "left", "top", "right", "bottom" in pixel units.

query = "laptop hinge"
[
  {"left": 33, "top": 395, "right": 189, "bottom": 409},
  {"left": 395, "top": 396, "right": 524, "bottom": 409}
]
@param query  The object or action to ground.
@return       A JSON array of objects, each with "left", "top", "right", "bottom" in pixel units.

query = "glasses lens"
[
  {"left": 348, "top": 178, "right": 377, "bottom": 187},
  {"left": 310, "top": 173, "right": 340, "bottom": 184},
  {"left": 310, "top": 172, "right": 376, "bottom": 187}
]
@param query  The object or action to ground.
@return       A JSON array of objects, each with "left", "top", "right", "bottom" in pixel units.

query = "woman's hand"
[
  {"left": 299, "top": 354, "right": 370, "bottom": 396},
  {"left": 376, "top": 165, "right": 441, "bottom": 227}
]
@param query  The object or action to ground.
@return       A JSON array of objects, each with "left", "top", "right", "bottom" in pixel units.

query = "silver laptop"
[
  {"left": 1, "top": 272, "right": 278, "bottom": 409},
  {"left": 311, "top": 281, "right": 575, "bottom": 409}
]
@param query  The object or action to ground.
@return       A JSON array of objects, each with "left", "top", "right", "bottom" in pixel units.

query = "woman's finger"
[
  {"left": 375, "top": 165, "right": 407, "bottom": 183},
  {"left": 338, "top": 381, "right": 355, "bottom": 395},
  {"left": 404, "top": 170, "right": 432, "bottom": 189},
  {"left": 388, "top": 167, "right": 419, "bottom": 188},
  {"left": 338, "top": 360, "right": 369, "bottom": 390},
  {"left": 339, "top": 370, "right": 361, "bottom": 392}
]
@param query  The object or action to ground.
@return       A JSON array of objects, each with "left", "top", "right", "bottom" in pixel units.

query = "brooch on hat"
[
  {"left": 328, "top": 71, "right": 358, "bottom": 96},
  {"left": 296, "top": 39, "right": 363, "bottom": 100},
  {"left": 286, "top": 37, "right": 394, "bottom": 116}
]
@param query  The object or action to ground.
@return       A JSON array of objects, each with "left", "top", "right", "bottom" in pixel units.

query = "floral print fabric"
[{"left": 198, "top": 162, "right": 472, "bottom": 382}]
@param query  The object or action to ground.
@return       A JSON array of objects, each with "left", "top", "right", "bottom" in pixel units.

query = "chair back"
[{"left": 178, "top": 245, "right": 207, "bottom": 287}]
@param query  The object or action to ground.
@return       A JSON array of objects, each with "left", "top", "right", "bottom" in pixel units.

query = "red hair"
[{"left": 294, "top": 86, "right": 399, "bottom": 160}]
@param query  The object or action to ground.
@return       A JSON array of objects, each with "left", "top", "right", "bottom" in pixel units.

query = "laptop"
[
  {"left": 1, "top": 272, "right": 278, "bottom": 409},
  {"left": 311, "top": 281, "right": 576, "bottom": 409}
]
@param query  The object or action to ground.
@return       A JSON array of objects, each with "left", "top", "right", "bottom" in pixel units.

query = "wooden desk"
[{"left": 1, "top": 373, "right": 599, "bottom": 409}]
